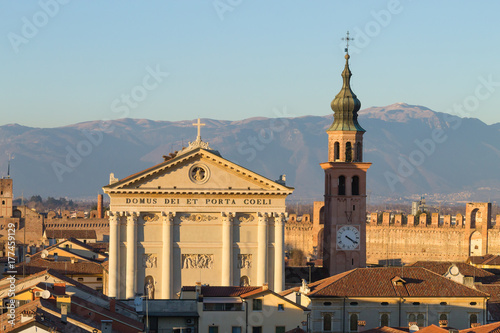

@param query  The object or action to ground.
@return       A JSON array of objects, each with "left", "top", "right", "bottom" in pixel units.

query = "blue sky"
[{"left": 1, "top": 1, "right": 499, "bottom": 128}]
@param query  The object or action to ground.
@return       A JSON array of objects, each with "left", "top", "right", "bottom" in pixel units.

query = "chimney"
[
  {"left": 54, "top": 283, "right": 66, "bottom": 295},
  {"left": 195, "top": 281, "right": 202, "bottom": 294},
  {"left": 101, "top": 320, "right": 113, "bottom": 333},
  {"left": 109, "top": 298, "right": 116, "bottom": 312},
  {"left": 262, "top": 283, "right": 269, "bottom": 290},
  {"left": 61, "top": 303, "right": 68, "bottom": 324},
  {"left": 97, "top": 194, "right": 104, "bottom": 219}
]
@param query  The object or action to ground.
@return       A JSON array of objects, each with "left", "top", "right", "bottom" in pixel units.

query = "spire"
[{"left": 328, "top": 32, "right": 365, "bottom": 132}]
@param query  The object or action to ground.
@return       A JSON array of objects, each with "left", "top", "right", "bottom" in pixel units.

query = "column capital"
[
  {"left": 162, "top": 211, "right": 175, "bottom": 223},
  {"left": 221, "top": 212, "right": 235, "bottom": 224},
  {"left": 258, "top": 212, "right": 269, "bottom": 224},
  {"left": 274, "top": 212, "right": 284, "bottom": 224},
  {"left": 127, "top": 212, "right": 138, "bottom": 222}
]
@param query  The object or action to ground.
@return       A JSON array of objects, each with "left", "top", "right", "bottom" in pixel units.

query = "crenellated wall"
[{"left": 284, "top": 202, "right": 498, "bottom": 265}]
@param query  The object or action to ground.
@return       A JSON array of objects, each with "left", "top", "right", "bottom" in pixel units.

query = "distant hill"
[{"left": 1, "top": 103, "right": 499, "bottom": 204}]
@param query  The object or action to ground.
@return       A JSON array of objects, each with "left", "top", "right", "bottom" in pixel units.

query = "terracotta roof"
[
  {"left": 416, "top": 324, "right": 450, "bottom": 333},
  {"left": 286, "top": 327, "right": 307, "bottom": 333},
  {"left": 305, "top": 267, "right": 489, "bottom": 298},
  {"left": 0, "top": 298, "right": 95, "bottom": 333},
  {"left": 45, "top": 229, "right": 97, "bottom": 239},
  {"left": 459, "top": 321, "right": 500, "bottom": 333},
  {"left": 362, "top": 327, "right": 409, "bottom": 333},
  {"left": 475, "top": 284, "right": 500, "bottom": 320},
  {"left": 15, "top": 257, "right": 104, "bottom": 275},
  {"left": 182, "top": 286, "right": 262, "bottom": 297},
  {"left": 408, "top": 261, "right": 494, "bottom": 278},
  {"left": 469, "top": 255, "right": 500, "bottom": 266}
]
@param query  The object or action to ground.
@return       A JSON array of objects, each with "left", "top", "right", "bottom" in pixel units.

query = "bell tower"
[{"left": 321, "top": 33, "right": 371, "bottom": 275}]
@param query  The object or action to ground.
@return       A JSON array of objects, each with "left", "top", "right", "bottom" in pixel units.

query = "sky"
[{"left": 1, "top": 1, "right": 499, "bottom": 128}]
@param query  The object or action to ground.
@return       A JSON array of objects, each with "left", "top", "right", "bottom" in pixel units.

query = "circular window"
[
  {"left": 323, "top": 302, "right": 332, "bottom": 306},
  {"left": 189, "top": 164, "right": 210, "bottom": 184}
]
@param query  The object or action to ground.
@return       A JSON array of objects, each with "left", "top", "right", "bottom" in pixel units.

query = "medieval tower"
[{"left": 321, "top": 36, "right": 371, "bottom": 275}]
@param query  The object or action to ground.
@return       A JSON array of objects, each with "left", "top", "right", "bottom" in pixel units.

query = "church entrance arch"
[{"left": 469, "top": 231, "right": 482, "bottom": 256}]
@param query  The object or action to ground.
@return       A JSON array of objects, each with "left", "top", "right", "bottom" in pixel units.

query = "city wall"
[{"left": 284, "top": 201, "right": 500, "bottom": 265}]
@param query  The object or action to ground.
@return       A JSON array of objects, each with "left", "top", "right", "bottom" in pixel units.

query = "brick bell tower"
[{"left": 321, "top": 33, "right": 371, "bottom": 275}]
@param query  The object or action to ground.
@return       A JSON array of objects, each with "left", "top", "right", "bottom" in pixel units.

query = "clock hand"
[{"left": 345, "top": 235, "right": 358, "bottom": 244}]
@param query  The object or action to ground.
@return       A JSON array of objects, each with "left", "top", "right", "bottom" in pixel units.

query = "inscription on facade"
[
  {"left": 123, "top": 197, "right": 273, "bottom": 206},
  {"left": 182, "top": 254, "right": 214, "bottom": 269}
]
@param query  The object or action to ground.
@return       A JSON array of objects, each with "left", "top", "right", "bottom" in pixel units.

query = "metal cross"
[
  {"left": 342, "top": 31, "right": 354, "bottom": 53},
  {"left": 192, "top": 118, "right": 206, "bottom": 139}
]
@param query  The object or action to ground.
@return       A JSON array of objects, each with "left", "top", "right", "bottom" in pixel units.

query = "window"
[
  {"left": 232, "top": 327, "right": 242, "bottom": 333},
  {"left": 350, "top": 314, "right": 358, "bottom": 332},
  {"left": 334, "top": 142, "right": 340, "bottom": 160},
  {"left": 346, "top": 142, "right": 352, "bottom": 162},
  {"left": 77, "top": 278, "right": 84, "bottom": 282},
  {"left": 417, "top": 314, "right": 425, "bottom": 327},
  {"left": 252, "top": 299, "right": 262, "bottom": 311},
  {"left": 439, "top": 314, "right": 448, "bottom": 321},
  {"left": 381, "top": 314, "right": 389, "bottom": 327},
  {"left": 323, "top": 314, "right": 332, "bottom": 331},
  {"left": 252, "top": 327, "right": 262, "bottom": 333},
  {"left": 469, "top": 314, "right": 478, "bottom": 327},
  {"left": 97, "top": 278, "right": 102, "bottom": 281},
  {"left": 351, "top": 176, "right": 359, "bottom": 195},
  {"left": 277, "top": 304, "right": 284, "bottom": 311},
  {"left": 408, "top": 313, "right": 416, "bottom": 323},
  {"left": 338, "top": 176, "right": 346, "bottom": 195},
  {"left": 209, "top": 326, "right": 219, "bottom": 333},
  {"left": 276, "top": 327, "right": 285, "bottom": 333}
]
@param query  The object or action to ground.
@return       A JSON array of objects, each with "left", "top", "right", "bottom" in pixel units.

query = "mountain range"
[{"left": 1, "top": 103, "right": 499, "bottom": 204}]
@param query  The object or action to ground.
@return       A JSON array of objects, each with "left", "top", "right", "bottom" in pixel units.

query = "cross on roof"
[
  {"left": 342, "top": 31, "right": 354, "bottom": 53},
  {"left": 192, "top": 118, "right": 206, "bottom": 140}
]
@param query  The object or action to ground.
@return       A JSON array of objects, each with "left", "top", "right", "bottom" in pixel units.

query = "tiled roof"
[
  {"left": 416, "top": 324, "right": 450, "bottom": 333},
  {"left": 182, "top": 286, "right": 262, "bottom": 297},
  {"left": 45, "top": 229, "right": 97, "bottom": 239},
  {"left": 459, "top": 321, "right": 500, "bottom": 333},
  {"left": 15, "top": 257, "right": 104, "bottom": 275},
  {"left": 362, "top": 327, "right": 409, "bottom": 333},
  {"left": 0, "top": 299, "right": 95, "bottom": 333},
  {"left": 469, "top": 255, "right": 500, "bottom": 266},
  {"left": 408, "top": 261, "right": 494, "bottom": 278},
  {"left": 475, "top": 284, "right": 500, "bottom": 320},
  {"left": 305, "top": 267, "right": 489, "bottom": 298},
  {"left": 285, "top": 327, "right": 307, "bottom": 333}
]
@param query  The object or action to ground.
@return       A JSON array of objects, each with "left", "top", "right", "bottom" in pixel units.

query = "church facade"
[{"left": 103, "top": 127, "right": 293, "bottom": 299}]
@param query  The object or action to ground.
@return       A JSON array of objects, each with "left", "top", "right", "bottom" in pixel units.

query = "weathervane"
[{"left": 342, "top": 31, "right": 353, "bottom": 54}]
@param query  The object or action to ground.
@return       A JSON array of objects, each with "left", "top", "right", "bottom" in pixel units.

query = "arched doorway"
[{"left": 470, "top": 231, "right": 482, "bottom": 256}]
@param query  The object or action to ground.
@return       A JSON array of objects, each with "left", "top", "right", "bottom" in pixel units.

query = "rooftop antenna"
[{"left": 342, "top": 31, "right": 354, "bottom": 54}]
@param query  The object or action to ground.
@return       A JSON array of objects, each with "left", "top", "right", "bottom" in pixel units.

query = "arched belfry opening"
[
  {"left": 334, "top": 142, "right": 340, "bottom": 160},
  {"left": 345, "top": 142, "right": 352, "bottom": 162},
  {"left": 351, "top": 176, "right": 359, "bottom": 195},
  {"left": 338, "top": 176, "right": 346, "bottom": 195}
]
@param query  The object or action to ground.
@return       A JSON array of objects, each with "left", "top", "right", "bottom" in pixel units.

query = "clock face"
[{"left": 336, "top": 225, "right": 360, "bottom": 250}]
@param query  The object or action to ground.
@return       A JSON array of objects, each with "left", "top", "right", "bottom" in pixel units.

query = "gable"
[{"left": 104, "top": 148, "right": 293, "bottom": 194}]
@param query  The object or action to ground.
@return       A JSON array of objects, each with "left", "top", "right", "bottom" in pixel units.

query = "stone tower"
[
  {"left": 0, "top": 178, "right": 13, "bottom": 218},
  {"left": 321, "top": 40, "right": 371, "bottom": 275}
]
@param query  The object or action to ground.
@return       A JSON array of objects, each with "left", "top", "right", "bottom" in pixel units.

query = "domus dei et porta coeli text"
[{"left": 103, "top": 120, "right": 293, "bottom": 299}]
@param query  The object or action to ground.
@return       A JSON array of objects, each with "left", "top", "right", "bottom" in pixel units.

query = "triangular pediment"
[{"left": 103, "top": 148, "right": 293, "bottom": 195}]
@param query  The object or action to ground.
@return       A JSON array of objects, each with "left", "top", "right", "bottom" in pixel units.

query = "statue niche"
[{"left": 144, "top": 275, "right": 155, "bottom": 299}]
